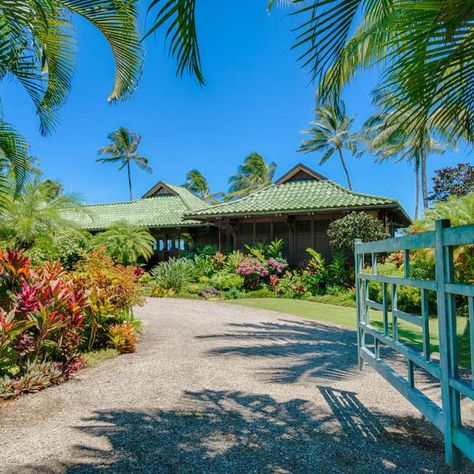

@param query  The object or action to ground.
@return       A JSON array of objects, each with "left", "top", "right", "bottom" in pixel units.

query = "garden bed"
[{"left": 0, "top": 248, "right": 145, "bottom": 399}]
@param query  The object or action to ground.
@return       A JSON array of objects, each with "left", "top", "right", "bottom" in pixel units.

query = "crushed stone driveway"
[{"left": 1, "top": 298, "right": 472, "bottom": 473}]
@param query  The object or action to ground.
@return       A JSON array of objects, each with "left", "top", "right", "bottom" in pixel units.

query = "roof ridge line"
[
  {"left": 325, "top": 179, "right": 397, "bottom": 202},
  {"left": 208, "top": 183, "right": 278, "bottom": 209}
]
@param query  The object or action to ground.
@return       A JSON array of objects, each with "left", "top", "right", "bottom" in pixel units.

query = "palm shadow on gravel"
[
  {"left": 28, "top": 388, "right": 452, "bottom": 474},
  {"left": 199, "top": 318, "right": 359, "bottom": 384}
]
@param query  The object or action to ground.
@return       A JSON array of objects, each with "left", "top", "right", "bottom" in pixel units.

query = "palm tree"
[
  {"left": 227, "top": 153, "right": 276, "bottom": 200},
  {"left": 366, "top": 90, "right": 455, "bottom": 217},
  {"left": 183, "top": 169, "right": 223, "bottom": 204},
  {"left": 0, "top": 123, "right": 33, "bottom": 208},
  {"left": 299, "top": 102, "right": 359, "bottom": 190},
  {"left": 97, "top": 128, "right": 152, "bottom": 201},
  {"left": 1, "top": 177, "right": 84, "bottom": 249},
  {"left": 0, "top": 1, "right": 142, "bottom": 207},
  {"left": 92, "top": 221, "right": 155, "bottom": 265},
  {"left": 145, "top": 1, "right": 474, "bottom": 142}
]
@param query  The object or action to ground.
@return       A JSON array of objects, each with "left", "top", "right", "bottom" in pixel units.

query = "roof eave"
[{"left": 186, "top": 203, "right": 411, "bottom": 225}]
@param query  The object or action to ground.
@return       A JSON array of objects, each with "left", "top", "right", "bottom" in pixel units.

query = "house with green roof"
[
  {"left": 185, "top": 164, "right": 411, "bottom": 265},
  {"left": 69, "top": 182, "right": 218, "bottom": 262},
  {"left": 73, "top": 163, "right": 410, "bottom": 266}
]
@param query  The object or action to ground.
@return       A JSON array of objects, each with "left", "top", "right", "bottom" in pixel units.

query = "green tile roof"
[
  {"left": 186, "top": 179, "right": 409, "bottom": 222},
  {"left": 68, "top": 183, "right": 208, "bottom": 231}
]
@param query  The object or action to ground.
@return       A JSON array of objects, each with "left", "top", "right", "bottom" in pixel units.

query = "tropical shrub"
[
  {"left": 274, "top": 272, "right": 308, "bottom": 299},
  {"left": 194, "top": 244, "right": 219, "bottom": 257},
  {"left": 0, "top": 360, "right": 78, "bottom": 399},
  {"left": 23, "top": 229, "right": 91, "bottom": 269},
  {"left": 413, "top": 193, "right": 474, "bottom": 231},
  {"left": 266, "top": 239, "right": 284, "bottom": 259},
  {"left": 0, "top": 247, "right": 144, "bottom": 398},
  {"left": 327, "top": 251, "right": 354, "bottom": 289},
  {"left": 74, "top": 248, "right": 144, "bottom": 311},
  {"left": 237, "top": 257, "right": 269, "bottom": 290},
  {"left": 150, "top": 286, "right": 176, "bottom": 298},
  {"left": 92, "top": 221, "right": 155, "bottom": 265},
  {"left": 224, "top": 250, "right": 244, "bottom": 273},
  {"left": 244, "top": 288, "right": 276, "bottom": 298},
  {"left": 191, "top": 255, "right": 215, "bottom": 279},
  {"left": 327, "top": 212, "right": 388, "bottom": 252},
  {"left": 211, "top": 252, "right": 226, "bottom": 271},
  {"left": 151, "top": 258, "right": 194, "bottom": 292},
  {"left": 108, "top": 322, "right": 138, "bottom": 354},
  {"left": 209, "top": 272, "right": 244, "bottom": 291},
  {"left": 244, "top": 239, "right": 284, "bottom": 261},
  {"left": 223, "top": 288, "right": 245, "bottom": 299},
  {"left": 0, "top": 178, "right": 85, "bottom": 249}
]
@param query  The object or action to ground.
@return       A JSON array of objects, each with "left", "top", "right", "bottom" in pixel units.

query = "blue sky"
[{"left": 1, "top": 1, "right": 469, "bottom": 217}]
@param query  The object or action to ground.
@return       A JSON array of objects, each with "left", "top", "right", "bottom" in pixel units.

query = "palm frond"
[
  {"left": 0, "top": 120, "right": 32, "bottom": 207},
  {"left": 292, "top": 0, "right": 474, "bottom": 141},
  {"left": 145, "top": 0, "right": 204, "bottom": 85},
  {"left": 62, "top": 0, "right": 143, "bottom": 101}
]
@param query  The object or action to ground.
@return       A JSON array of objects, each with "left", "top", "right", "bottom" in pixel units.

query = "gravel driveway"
[{"left": 1, "top": 298, "right": 472, "bottom": 473}]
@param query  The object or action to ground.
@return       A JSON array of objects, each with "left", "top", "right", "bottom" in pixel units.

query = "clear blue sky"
[{"left": 1, "top": 1, "right": 469, "bottom": 217}]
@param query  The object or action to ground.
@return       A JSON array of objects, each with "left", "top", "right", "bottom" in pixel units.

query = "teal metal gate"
[{"left": 355, "top": 219, "right": 474, "bottom": 467}]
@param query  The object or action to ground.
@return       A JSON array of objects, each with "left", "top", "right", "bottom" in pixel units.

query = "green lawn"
[{"left": 226, "top": 298, "right": 471, "bottom": 370}]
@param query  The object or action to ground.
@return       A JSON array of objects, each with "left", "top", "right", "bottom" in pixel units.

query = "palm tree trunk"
[
  {"left": 127, "top": 160, "right": 133, "bottom": 201},
  {"left": 415, "top": 158, "right": 420, "bottom": 220},
  {"left": 420, "top": 147, "right": 428, "bottom": 210},
  {"left": 337, "top": 148, "right": 352, "bottom": 190}
]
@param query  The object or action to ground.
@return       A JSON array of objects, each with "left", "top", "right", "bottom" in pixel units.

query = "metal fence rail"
[{"left": 355, "top": 219, "right": 474, "bottom": 467}]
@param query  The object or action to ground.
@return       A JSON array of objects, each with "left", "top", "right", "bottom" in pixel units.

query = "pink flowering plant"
[
  {"left": 237, "top": 257, "right": 269, "bottom": 289},
  {"left": 266, "top": 258, "right": 288, "bottom": 275}
]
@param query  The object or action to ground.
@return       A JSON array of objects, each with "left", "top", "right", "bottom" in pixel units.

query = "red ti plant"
[
  {"left": 10, "top": 261, "right": 87, "bottom": 364},
  {"left": 0, "top": 308, "right": 33, "bottom": 372},
  {"left": 0, "top": 250, "right": 31, "bottom": 306}
]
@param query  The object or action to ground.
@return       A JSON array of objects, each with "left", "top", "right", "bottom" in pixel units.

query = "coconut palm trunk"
[
  {"left": 127, "top": 160, "right": 133, "bottom": 201},
  {"left": 420, "top": 147, "right": 428, "bottom": 210},
  {"left": 337, "top": 148, "right": 352, "bottom": 190},
  {"left": 415, "top": 158, "right": 420, "bottom": 220}
]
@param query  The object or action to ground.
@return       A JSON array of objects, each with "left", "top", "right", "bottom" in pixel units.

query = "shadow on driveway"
[
  {"left": 28, "top": 388, "right": 448, "bottom": 473},
  {"left": 199, "top": 318, "right": 359, "bottom": 384}
]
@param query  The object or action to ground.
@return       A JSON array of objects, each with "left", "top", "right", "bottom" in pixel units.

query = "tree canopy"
[
  {"left": 327, "top": 212, "right": 388, "bottom": 251},
  {"left": 227, "top": 153, "right": 276, "bottom": 200},
  {"left": 97, "top": 128, "right": 152, "bottom": 201},
  {"left": 429, "top": 163, "right": 474, "bottom": 202},
  {"left": 299, "top": 102, "right": 360, "bottom": 190}
]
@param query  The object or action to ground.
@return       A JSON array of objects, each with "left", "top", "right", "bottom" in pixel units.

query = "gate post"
[
  {"left": 354, "top": 239, "right": 363, "bottom": 369},
  {"left": 434, "top": 219, "right": 462, "bottom": 468}
]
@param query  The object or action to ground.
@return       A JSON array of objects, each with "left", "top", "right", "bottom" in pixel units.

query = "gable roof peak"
[
  {"left": 142, "top": 181, "right": 179, "bottom": 198},
  {"left": 275, "top": 163, "right": 328, "bottom": 185}
]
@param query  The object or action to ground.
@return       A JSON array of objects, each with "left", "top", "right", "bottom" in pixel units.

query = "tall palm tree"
[
  {"left": 299, "top": 102, "right": 359, "bottom": 190},
  {"left": 366, "top": 90, "right": 455, "bottom": 217},
  {"left": 0, "top": 1, "right": 142, "bottom": 207},
  {"left": 183, "top": 169, "right": 222, "bottom": 204},
  {"left": 227, "top": 153, "right": 276, "bottom": 200},
  {"left": 1, "top": 177, "right": 84, "bottom": 249},
  {"left": 97, "top": 128, "right": 152, "bottom": 201}
]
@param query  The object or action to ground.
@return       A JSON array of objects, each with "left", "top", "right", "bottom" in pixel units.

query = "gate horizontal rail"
[{"left": 355, "top": 219, "right": 474, "bottom": 467}]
